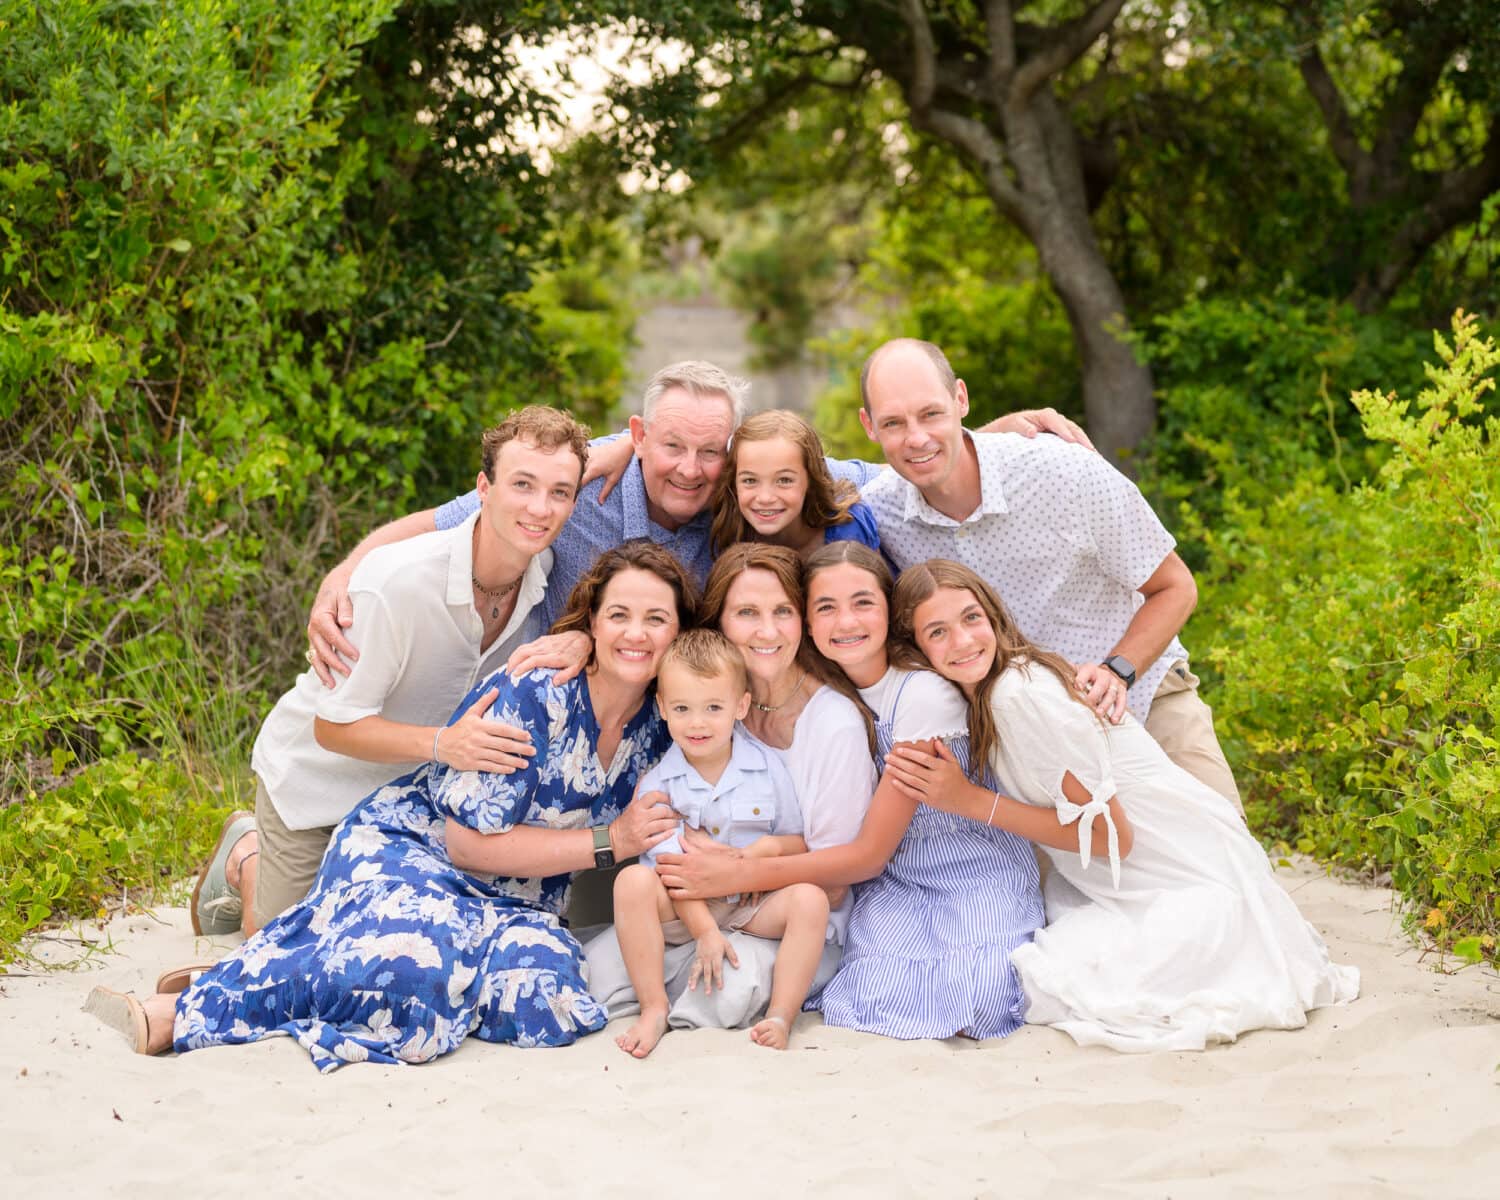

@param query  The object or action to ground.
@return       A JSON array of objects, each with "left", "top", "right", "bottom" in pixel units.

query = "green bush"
[{"left": 1194, "top": 312, "right": 1500, "bottom": 964}]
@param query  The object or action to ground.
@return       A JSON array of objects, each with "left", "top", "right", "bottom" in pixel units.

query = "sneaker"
[{"left": 190, "top": 811, "right": 255, "bottom": 936}]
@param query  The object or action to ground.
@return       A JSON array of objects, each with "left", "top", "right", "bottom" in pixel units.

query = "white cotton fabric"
[
  {"left": 856, "top": 667, "right": 971, "bottom": 745},
  {"left": 986, "top": 661, "right": 1360, "bottom": 1052},
  {"left": 862, "top": 432, "right": 1184, "bottom": 722},
  {"left": 251, "top": 513, "right": 551, "bottom": 830},
  {"left": 779, "top": 686, "right": 879, "bottom": 944}
]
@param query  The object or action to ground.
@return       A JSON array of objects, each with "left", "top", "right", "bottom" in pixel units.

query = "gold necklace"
[{"left": 752, "top": 668, "right": 806, "bottom": 713}]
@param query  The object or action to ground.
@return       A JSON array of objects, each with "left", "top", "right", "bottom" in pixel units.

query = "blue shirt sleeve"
[
  {"left": 823, "top": 500, "right": 881, "bottom": 550},
  {"left": 636, "top": 760, "right": 682, "bottom": 868},
  {"left": 433, "top": 489, "right": 480, "bottom": 532},
  {"left": 826, "top": 456, "right": 884, "bottom": 489}
]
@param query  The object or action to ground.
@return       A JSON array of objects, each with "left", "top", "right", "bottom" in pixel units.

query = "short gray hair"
[{"left": 640, "top": 360, "right": 748, "bottom": 426}]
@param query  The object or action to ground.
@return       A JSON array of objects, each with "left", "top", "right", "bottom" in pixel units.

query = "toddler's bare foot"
[
  {"left": 616, "top": 1009, "right": 669, "bottom": 1059},
  {"left": 749, "top": 1014, "right": 790, "bottom": 1050}
]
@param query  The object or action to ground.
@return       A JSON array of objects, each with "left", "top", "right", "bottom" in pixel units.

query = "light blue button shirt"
[
  {"left": 638, "top": 727, "right": 803, "bottom": 869},
  {"left": 433, "top": 442, "right": 882, "bottom": 628}
]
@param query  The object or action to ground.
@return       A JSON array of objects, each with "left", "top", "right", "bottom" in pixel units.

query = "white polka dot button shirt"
[{"left": 861, "top": 432, "right": 1186, "bottom": 721}]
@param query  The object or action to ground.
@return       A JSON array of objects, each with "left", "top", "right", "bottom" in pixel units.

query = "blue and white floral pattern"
[{"left": 173, "top": 668, "right": 669, "bottom": 1072}]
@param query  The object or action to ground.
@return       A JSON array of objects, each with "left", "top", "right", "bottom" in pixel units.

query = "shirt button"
[
  {"left": 711, "top": 826, "right": 720, "bottom": 835},
  {"left": 752, "top": 807, "right": 761, "bottom": 815}
]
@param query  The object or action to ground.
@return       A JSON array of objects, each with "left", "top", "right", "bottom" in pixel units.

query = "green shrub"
[{"left": 1195, "top": 311, "right": 1500, "bottom": 964}]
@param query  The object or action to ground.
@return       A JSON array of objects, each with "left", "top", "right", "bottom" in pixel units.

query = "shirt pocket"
[{"left": 730, "top": 796, "right": 776, "bottom": 840}]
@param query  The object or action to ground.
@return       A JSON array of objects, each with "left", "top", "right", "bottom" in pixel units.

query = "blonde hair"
[
  {"left": 700, "top": 543, "right": 876, "bottom": 757},
  {"left": 481, "top": 405, "right": 590, "bottom": 482},
  {"left": 659, "top": 628, "right": 750, "bottom": 695},
  {"left": 709, "top": 409, "right": 859, "bottom": 553},
  {"left": 890, "top": 559, "right": 1084, "bottom": 769}
]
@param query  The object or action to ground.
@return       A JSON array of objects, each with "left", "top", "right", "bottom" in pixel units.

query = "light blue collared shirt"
[
  {"left": 637, "top": 727, "right": 802, "bottom": 869},
  {"left": 434, "top": 445, "right": 882, "bottom": 628}
]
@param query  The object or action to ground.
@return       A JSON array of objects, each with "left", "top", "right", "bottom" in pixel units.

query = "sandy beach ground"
[{"left": 2, "top": 859, "right": 1496, "bottom": 1199}]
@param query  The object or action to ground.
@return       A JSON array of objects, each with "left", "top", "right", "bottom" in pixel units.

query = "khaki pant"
[
  {"left": 1144, "top": 661, "right": 1242, "bottom": 813},
  {"left": 252, "top": 777, "right": 337, "bottom": 929}
]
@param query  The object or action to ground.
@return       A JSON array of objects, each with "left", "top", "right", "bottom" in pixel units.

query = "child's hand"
[{"left": 687, "top": 930, "right": 740, "bottom": 995}]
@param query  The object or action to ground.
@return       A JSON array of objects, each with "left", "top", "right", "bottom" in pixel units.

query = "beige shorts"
[
  {"left": 1143, "top": 661, "right": 1242, "bottom": 813},
  {"left": 251, "top": 776, "right": 337, "bottom": 928},
  {"left": 661, "top": 895, "right": 769, "bottom": 946}
]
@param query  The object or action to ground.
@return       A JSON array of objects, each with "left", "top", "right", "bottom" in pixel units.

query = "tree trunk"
[{"left": 1033, "top": 210, "right": 1156, "bottom": 471}]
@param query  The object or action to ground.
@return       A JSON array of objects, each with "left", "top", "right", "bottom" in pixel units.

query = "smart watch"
[
  {"left": 1101, "top": 654, "right": 1137, "bottom": 688},
  {"left": 591, "top": 825, "right": 616, "bottom": 869}
]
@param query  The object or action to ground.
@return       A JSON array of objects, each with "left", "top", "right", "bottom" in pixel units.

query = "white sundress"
[{"left": 989, "top": 661, "right": 1360, "bottom": 1052}]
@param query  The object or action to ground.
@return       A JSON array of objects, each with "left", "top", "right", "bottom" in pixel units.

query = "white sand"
[{"left": 2, "top": 859, "right": 1496, "bottom": 1199}]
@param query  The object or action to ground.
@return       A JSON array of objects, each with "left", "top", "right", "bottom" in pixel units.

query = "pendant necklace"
[
  {"left": 752, "top": 668, "right": 806, "bottom": 713},
  {"left": 473, "top": 571, "right": 522, "bottom": 620}
]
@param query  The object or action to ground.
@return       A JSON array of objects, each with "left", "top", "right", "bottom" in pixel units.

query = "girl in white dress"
[{"left": 884, "top": 559, "right": 1359, "bottom": 1052}]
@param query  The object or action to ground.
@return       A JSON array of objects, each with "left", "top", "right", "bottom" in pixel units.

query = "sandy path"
[{"left": 2, "top": 860, "right": 1496, "bottom": 1199}]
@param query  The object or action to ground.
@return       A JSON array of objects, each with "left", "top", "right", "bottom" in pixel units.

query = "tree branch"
[
  {"left": 899, "top": 0, "right": 1029, "bottom": 227},
  {"left": 1368, "top": 27, "right": 1462, "bottom": 191},
  {"left": 1296, "top": 43, "right": 1372, "bottom": 203},
  {"left": 1010, "top": 0, "right": 1126, "bottom": 106},
  {"left": 984, "top": 0, "right": 1017, "bottom": 102},
  {"left": 1353, "top": 115, "right": 1500, "bottom": 312}
]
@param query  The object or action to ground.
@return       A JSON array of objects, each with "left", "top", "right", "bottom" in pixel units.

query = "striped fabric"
[{"left": 809, "top": 673, "right": 1045, "bottom": 1039}]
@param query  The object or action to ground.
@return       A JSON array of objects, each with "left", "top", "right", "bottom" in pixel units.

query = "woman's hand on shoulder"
[{"left": 434, "top": 688, "right": 536, "bottom": 774}]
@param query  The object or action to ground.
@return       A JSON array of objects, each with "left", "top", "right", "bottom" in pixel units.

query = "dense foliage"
[
  {"left": 0, "top": 1, "right": 631, "bottom": 958},
  {"left": 1190, "top": 313, "right": 1499, "bottom": 964}
]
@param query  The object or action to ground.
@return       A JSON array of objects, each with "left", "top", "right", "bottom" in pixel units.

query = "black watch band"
[
  {"left": 1101, "top": 654, "right": 1137, "bottom": 688},
  {"left": 591, "top": 825, "right": 616, "bottom": 869}
]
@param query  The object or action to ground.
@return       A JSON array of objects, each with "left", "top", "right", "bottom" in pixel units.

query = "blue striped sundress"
[{"left": 810, "top": 669, "right": 1044, "bottom": 1039}]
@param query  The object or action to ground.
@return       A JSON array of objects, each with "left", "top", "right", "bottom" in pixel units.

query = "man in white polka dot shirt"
[{"left": 859, "top": 338, "right": 1240, "bottom": 809}]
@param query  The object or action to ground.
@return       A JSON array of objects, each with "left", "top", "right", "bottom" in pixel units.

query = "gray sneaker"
[{"left": 191, "top": 811, "right": 255, "bottom": 936}]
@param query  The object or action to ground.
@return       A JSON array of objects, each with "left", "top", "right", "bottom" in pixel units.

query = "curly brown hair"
[
  {"left": 708, "top": 410, "right": 860, "bottom": 554},
  {"left": 890, "top": 559, "right": 1086, "bottom": 770},
  {"left": 548, "top": 541, "right": 699, "bottom": 666},
  {"left": 700, "top": 542, "right": 876, "bottom": 756},
  {"left": 481, "top": 406, "right": 591, "bottom": 483}
]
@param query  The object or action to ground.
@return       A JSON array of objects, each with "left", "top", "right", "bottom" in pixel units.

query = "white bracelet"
[
  {"left": 431, "top": 726, "right": 443, "bottom": 765},
  {"left": 986, "top": 791, "right": 1001, "bottom": 827}
]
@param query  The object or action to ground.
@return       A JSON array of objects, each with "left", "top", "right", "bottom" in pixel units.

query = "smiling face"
[
  {"left": 475, "top": 436, "right": 582, "bottom": 558},
  {"left": 589, "top": 569, "right": 681, "bottom": 689},
  {"left": 716, "top": 569, "right": 803, "bottom": 687},
  {"left": 629, "top": 387, "right": 736, "bottom": 531},
  {"left": 859, "top": 345, "right": 970, "bottom": 492},
  {"left": 910, "top": 586, "right": 998, "bottom": 696},
  {"left": 806, "top": 561, "right": 889, "bottom": 688},
  {"left": 656, "top": 662, "right": 751, "bottom": 767},
  {"left": 734, "top": 436, "right": 809, "bottom": 539}
]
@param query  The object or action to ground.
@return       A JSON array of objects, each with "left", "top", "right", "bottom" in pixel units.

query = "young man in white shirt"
[
  {"left": 858, "top": 338, "right": 1239, "bottom": 807},
  {"left": 193, "top": 407, "right": 625, "bottom": 937}
]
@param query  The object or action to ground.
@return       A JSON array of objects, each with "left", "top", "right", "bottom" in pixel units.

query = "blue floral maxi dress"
[
  {"left": 810, "top": 668, "right": 1045, "bottom": 1039},
  {"left": 173, "top": 668, "right": 670, "bottom": 1072}
]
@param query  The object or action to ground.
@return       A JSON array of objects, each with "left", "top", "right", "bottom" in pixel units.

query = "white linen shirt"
[
  {"left": 639, "top": 728, "right": 802, "bottom": 868},
  {"left": 251, "top": 512, "right": 551, "bottom": 830},
  {"left": 862, "top": 432, "right": 1185, "bottom": 722}
]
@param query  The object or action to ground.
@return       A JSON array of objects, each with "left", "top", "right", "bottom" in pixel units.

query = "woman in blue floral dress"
[{"left": 87, "top": 542, "right": 695, "bottom": 1070}]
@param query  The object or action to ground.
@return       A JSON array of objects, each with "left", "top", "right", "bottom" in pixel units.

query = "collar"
[
  {"left": 620, "top": 457, "right": 712, "bottom": 542},
  {"left": 655, "top": 727, "right": 771, "bottom": 793},
  {"left": 899, "top": 431, "right": 1010, "bottom": 527}
]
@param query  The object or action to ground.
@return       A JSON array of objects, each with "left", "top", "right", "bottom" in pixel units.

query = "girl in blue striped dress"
[{"left": 801, "top": 543, "right": 1045, "bottom": 1039}]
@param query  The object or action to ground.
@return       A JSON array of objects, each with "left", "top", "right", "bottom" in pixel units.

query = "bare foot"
[
  {"left": 615, "top": 1009, "right": 669, "bottom": 1059},
  {"left": 749, "top": 1014, "right": 790, "bottom": 1050}
]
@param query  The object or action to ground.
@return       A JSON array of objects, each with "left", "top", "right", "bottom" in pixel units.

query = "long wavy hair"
[
  {"left": 549, "top": 540, "right": 700, "bottom": 668},
  {"left": 709, "top": 410, "right": 860, "bottom": 553},
  {"left": 890, "top": 559, "right": 1084, "bottom": 769},
  {"left": 700, "top": 542, "right": 876, "bottom": 756}
]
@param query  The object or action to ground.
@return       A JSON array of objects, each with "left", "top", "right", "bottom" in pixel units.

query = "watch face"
[{"left": 595, "top": 850, "right": 616, "bottom": 869}]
